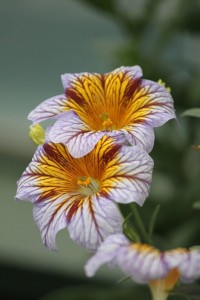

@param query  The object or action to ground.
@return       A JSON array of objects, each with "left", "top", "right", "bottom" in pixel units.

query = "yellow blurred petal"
[{"left": 29, "top": 124, "right": 45, "bottom": 145}]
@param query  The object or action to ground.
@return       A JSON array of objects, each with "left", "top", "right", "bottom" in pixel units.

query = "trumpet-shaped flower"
[
  {"left": 85, "top": 233, "right": 200, "bottom": 300},
  {"left": 16, "top": 137, "right": 153, "bottom": 251},
  {"left": 28, "top": 66, "right": 175, "bottom": 158}
]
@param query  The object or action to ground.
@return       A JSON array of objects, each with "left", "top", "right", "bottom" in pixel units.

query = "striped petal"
[
  {"left": 67, "top": 195, "right": 123, "bottom": 251},
  {"left": 123, "top": 124, "right": 155, "bottom": 155},
  {"left": 101, "top": 145, "right": 154, "bottom": 206},
  {"left": 28, "top": 94, "right": 68, "bottom": 124},
  {"left": 85, "top": 233, "right": 200, "bottom": 287},
  {"left": 85, "top": 233, "right": 129, "bottom": 277},
  {"left": 165, "top": 247, "right": 200, "bottom": 283},
  {"left": 128, "top": 79, "right": 176, "bottom": 128},
  {"left": 49, "top": 111, "right": 104, "bottom": 158},
  {"left": 61, "top": 66, "right": 142, "bottom": 90},
  {"left": 85, "top": 233, "right": 168, "bottom": 283},
  {"left": 117, "top": 243, "right": 167, "bottom": 283},
  {"left": 33, "top": 195, "right": 72, "bottom": 250}
]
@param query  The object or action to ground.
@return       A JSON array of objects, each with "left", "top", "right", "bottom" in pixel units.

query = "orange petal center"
[
  {"left": 77, "top": 176, "right": 91, "bottom": 186},
  {"left": 149, "top": 268, "right": 180, "bottom": 300},
  {"left": 100, "top": 113, "right": 114, "bottom": 131}
]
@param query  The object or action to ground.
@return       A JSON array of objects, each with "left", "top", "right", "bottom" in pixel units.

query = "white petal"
[
  {"left": 123, "top": 124, "right": 155, "bottom": 153},
  {"left": 49, "top": 112, "right": 104, "bottom": 158},
  {"left": 104, "top": 145, "right": 154, "bottom": 206},
  {"left": 136, "top": 79, "right": 176, "bottom": 128},
  {"left": 28, "top": 94, "right": 68, "bottom": 124},
  {"left": 117, "top": 247, "right": 167, "bottom": 283},
  {"left": 85, "top": 233, "right": 129, "bottom": 277},
  {"left": 33, "top": 195, "right": 72, "bottom": 250},
  {"left": 110, "top": 65, "right": 143, "bottom": 78},
  {"left": 179, "top": 249, "right": 200, "bottom": 283},
  {"left": 67, "top": 195, "right": 123, "bottom": 251}
]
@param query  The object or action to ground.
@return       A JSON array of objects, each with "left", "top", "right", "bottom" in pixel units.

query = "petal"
[
  {"left": 108, "top": 65, "right": 143, "bottom": 78},
  {"left": 28, "top": 94, "right": 68, "bottom": 124},
  {"left": 49, "top": 112, "right": 104, "bottom": 158},
  {"left": 33, "top": 195, "right": 72, "bottom": 250},
  {"left": 16, "top": 143, "right": 73, "bottom": 203},
  {"left": 164, "top": 248, "right": 200, "bottom": 283},
  {"left": 85, "top": 233, "right": 129, "bottom": 277},
  {"left": 164, "top": 249, "right": 188, "bottom": 269},
  {"left": 126, "top": 79, "right": 176, "bottom": 128},
  {"left": 101, "top": 145, "right": 154, "bottom": 206},
  {"left": 117, "top": 245, "right": 167, "bottom": 283},
  {"left": 178, "top": 249, "right": 200, "bottom": 283},
  {"left": 103, "top": 66, "right": 143, "bottom": 106},
  {"left": 67, "top": 195, "right": 123, "bottom": 251},
  {"left": 123, "top": 124, "right": 155, "bottom": 153},
  {"left": 61, "top": 66, "right": 142, "bottom": 91}
]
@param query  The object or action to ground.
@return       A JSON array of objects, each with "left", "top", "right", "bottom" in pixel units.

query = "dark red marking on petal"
[
  {"left": 43, "top": 143, "right": 58, "bottom": 159},
  {"left": 65, "top": 88, "right": 85, "bottom": 106},
  {"left": 100, "top": 74, "right": 105, "bottom": 90},
  {"left": 102, "top": 143, "right": 121, "bottom": 164},
  {"left": 43, "top": 143, "right": 69, "bottom": 167},
  {"left": 88, "top": 198, "right": 103, "bottom": 241},
  {"left": 66, "top": 200, "right": 80, "bottom": 222},
  {"left": 124, "top": 78, "right": 142, "bottom": 100},
  {"left": 37, "top": 189, "right": 58, "bottom": 202},
  {"left": 42, "top": 200, "right": 68, "bottom": 247},
  {"left": 100, "top": 190, "right": 109, "bottom": 198}
]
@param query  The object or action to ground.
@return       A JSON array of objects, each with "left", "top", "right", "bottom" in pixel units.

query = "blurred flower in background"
[{"left": 85, "top": 233, "right": 200, "bottom": 300}]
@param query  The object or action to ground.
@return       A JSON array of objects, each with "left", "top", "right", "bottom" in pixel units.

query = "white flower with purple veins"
[
  {"left": 16, "top": 136, "right": 153, "bottom": 251},
  {"left": 85, "top": 233, "right": 200, "bottom": 300},
  {"left": 28, "top": 66, "right": 175, "bottom": 158}
]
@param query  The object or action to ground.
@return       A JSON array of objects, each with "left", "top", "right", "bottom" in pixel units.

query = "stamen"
[
  {"left": 77, "top": 176, "right": 91, "bottom": 186},
  {"left": 100, "top": 113, "right": 114, "bottom": 131},
  {"left": 77, "top": 177, "right": 99, "bottom": 196},
  {"left": 102, "top": 118, "right": 113, "bottom": 130}
]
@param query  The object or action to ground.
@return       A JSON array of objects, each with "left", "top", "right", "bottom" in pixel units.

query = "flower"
[
  {"left": 85, "top": 233, "right": 200, "bottom": 300},
  {"left": 28, "top": 66, "right": 175, "bottom": 158},
  {"left": 15, "top": 137, "right": 153, "bottom": 251}
]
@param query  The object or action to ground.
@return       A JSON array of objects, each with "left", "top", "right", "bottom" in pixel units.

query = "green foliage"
[{"left": 182, "top": 108, "right": 200, "bottom": 118}]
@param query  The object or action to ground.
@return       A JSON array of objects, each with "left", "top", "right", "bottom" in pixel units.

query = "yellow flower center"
[
  {"left": 100, "top": 113, "right": 114, "bottom": 131},
  {"left": 77, "top": 176, "right": 99, "bottom": 196},
  {"left": 149, "top": 268, "right": 180, "bottom": 300},
  {"left": 77, "top": 176, "right": 91, "bottom": 186}
]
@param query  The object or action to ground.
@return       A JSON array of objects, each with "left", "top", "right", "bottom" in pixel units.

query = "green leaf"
[
  {"left": 181, "top": 108, "right": 200, "bottom": 118},
  {"left": 148, "top": 205, "right": 161, "bottom": 240},
  {"left": 123, "top": 213, "right": 141, "bottom": 243}
]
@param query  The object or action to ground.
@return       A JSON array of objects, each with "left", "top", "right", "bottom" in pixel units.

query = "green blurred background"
[{"left": 1, "top": 0, "right": 200, "bottom": 299}]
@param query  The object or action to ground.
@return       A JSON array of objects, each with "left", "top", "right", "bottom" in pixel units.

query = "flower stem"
[{"left": 130, "top": 203, "right": 151, "bottom": 244}]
